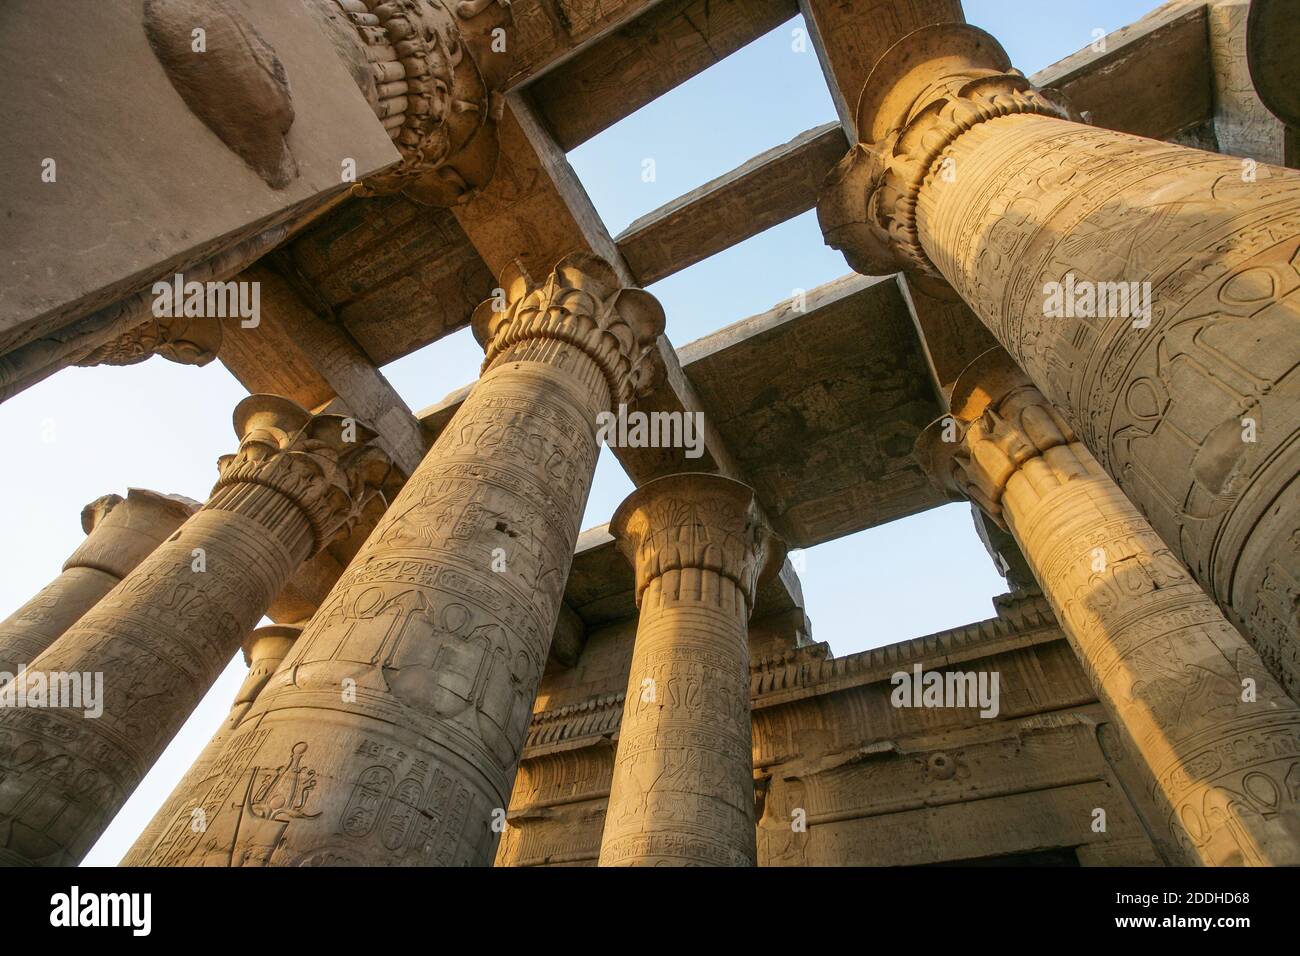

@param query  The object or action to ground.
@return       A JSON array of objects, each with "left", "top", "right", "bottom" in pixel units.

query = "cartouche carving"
[
  {"left": 0, "top": 398, "right": 390, "bottom": 866},
  {"left": 139, "top": 256, "right": 664, "bottom": 867},
  {"left": 599, "top": 474, "right": 782, "bottom": 867},
  {"left": 821, "top": 21, "right": 1300, "bottom": 703},
  {"left": 915, "top": 348, "right": 1300, "bottom": 866}
]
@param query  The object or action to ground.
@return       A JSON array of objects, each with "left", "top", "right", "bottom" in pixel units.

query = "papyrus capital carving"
[
  {"left": 316, "top": 0, "right": 513, "bottom": 204},
  {"left": 610, "top": 473, "right": 784, "bottom": 615},
  {"left": 915, "top": 348, "right": 1079, "bottom": 526},
  {"left": 214, "top": 394, "right": 394, "bottom": 552},
  {"left": 75, "top": 315, "right": 223, "bottom": 368},
  {"left": 818, "top": 23, "right": 1076, "bottom": 276},
  {"left": 472, "top": 253, "right": 666, "bottom": 407}
]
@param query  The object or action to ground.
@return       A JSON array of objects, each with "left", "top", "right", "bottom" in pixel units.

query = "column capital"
[
  {"left": 66, "top": 487, "right": 201, "bottom": 577},
  {"left": 471, "top": 253, "right": 666, "bottom": 407},
  {"left": 214, "top": 394, "right": 395, "bottom": 553},
  {"left": 818, "top": 23, "right": 1076, "bottom": 276},
  {"left": 233, "top": 623, "right": 304, "bottom": 714},
  {"left": 75, "top": 315, "right": 223, "bottom": 368},
  {"left": 610, "top": 473, "right": 783, "bottom": 615},
  {"left": 317, "top": 0, "right": 514, "bottom": 205},
  {"left": 79, "top": 493, "right": 123, "bottom": 533},
  {"left": 914, "top": 348, "right": 1079, "bottom": 527}
]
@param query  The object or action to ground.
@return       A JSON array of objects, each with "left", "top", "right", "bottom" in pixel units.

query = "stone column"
[
  {"left": 915, "top": 348, "right": 1300, "bottom": 866},
  {"left": 0, "top": 396, "right": 391, "bottom": 866},
  {"left": 120, "top": 623, "right": 304, "bottom": 867},
  {"left": 0, "top": 489, "right": 197, "bottom": 680},
  {"left": 598, "top": 474, "right": 781, "bottom": 867},
  {"left": 136, "top": 253, "right": 664, "bottom": 867},
  {"left": 819, "top": 22, "right": 1300, "bottom": 701}
]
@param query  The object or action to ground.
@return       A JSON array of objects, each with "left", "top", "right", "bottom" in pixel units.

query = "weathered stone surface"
[
  {"left": 0, "top": 490, "right": 198, "bottom": 681},
  {"left": 821, "top": 20, "right": 1300, "bottom": 704},
  {"left": 496, "top": 589, "right": 1171, "bottom": 866},
  {"left": 680, "top": 274, "right": 943, "bottom": 546},
  {"left": 144, "top": 0, "right": 298, "bottom": 189},
  {"left": 616, "top": 123, "right": 850, "bottom": 286},
  {"left": 122, "top": 623, "right": 304, "bottom": 866},
  {"left": 139, "top": 254, "right": 663, "bottom": 867},
  {"left": 1032, "top": 0, "right": 1213, "bottom": 143},
  {"left": 599, "top": 474, "right": 781, "bottom": 866},
  {"left": 76, "top": 316, "right": 223, "bottom": 369},
  {"left": 1207, "top": 0, "right": 1285, "bottom": 164},
  {"left": 916, "top": 348, "right": 1300, "bottom": 866},
  {"left": 0, "top": 0, "right": 398, "bottom": 359},
  {"left": 0, "top": 398, "right": 391, "bottom": 866},
  {"left": 309, "top": 0, "right": 514, "bottom": 204}
]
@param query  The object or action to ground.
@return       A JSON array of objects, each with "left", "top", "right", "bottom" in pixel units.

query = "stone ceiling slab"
[{"left": 679, "top": 273, "right": 944, "bottom": 547}]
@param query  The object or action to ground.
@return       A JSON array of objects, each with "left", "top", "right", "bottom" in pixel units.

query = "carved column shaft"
[
  {"left": 137, "top": 254, "right": 664, "bottom": 867},
  {"left": 0, "top": 489, "right": 197, "bottom": 679},
  {"left": 120, "top": 623, "right": 304, "bottom": 866},
  {"left": 821, "top": 23, "right": 1300, "bottom": 700},
  {"left": 917, "top": 349, "right": 1300, "bottom": 866},
  {"left": 599, "top": 474, "right": 780, "bottom": 867},
  {"left": 0, "top": 397, "right": 390, "bottom": 866}
]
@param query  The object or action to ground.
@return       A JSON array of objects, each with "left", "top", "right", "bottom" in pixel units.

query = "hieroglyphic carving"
[
  {"left": 139, "top": 254, "right": 663, "bottom": 867},
  {"left": 915, "top": 348, "right": 1300, "bottom": 866},
  {"left": 313, "top": 0, "right": 513, "bottom": 204},
  {"left": 0, "top": 489, "right": 198, "bottom": 680},
  {"left": 1207, "top": 0, "right": 1285, "bottom": 164},
  {"left": 121, "top": 623, "right": 304, "bottom": 866},
  {"left": 0, "top": 397, "right": 390, "bottom": 866},
  {"left": 820, "top": 21, "right": 1300, "bottom": 703},
  {"left": 599, "top": 474, "right": 782, "bottom": 866}
]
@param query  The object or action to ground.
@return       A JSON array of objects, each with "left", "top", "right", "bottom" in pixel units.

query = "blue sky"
[{"left": 0, "top": 0, "right": 1163, "bottom": 864}]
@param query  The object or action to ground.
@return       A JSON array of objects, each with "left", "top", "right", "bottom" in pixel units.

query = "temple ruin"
[{"left": 1, "top": 0, "right": 1297, "bottom": 867}]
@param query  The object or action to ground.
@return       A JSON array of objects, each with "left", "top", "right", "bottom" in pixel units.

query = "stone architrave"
[
  {"left": 0, "top": 397, "right": 392, "bottom": 866},
  {"left": 135, "top": 253, "right": 665, "bottom": 868},
  {"left": 599, "top": 474, "right": 781, "bottom": 867},
  {"left": 0, "top": 489, "right": 198, "bottom": 680},
  {"left": 819, "top": 22, "right": 1300, "bottom": 701},
  {"left": 120, "top": 622, "right": 304, "bottom": 867},
  {"left": 915, "top": 348, "right": 1300, "bottom": 866}
]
